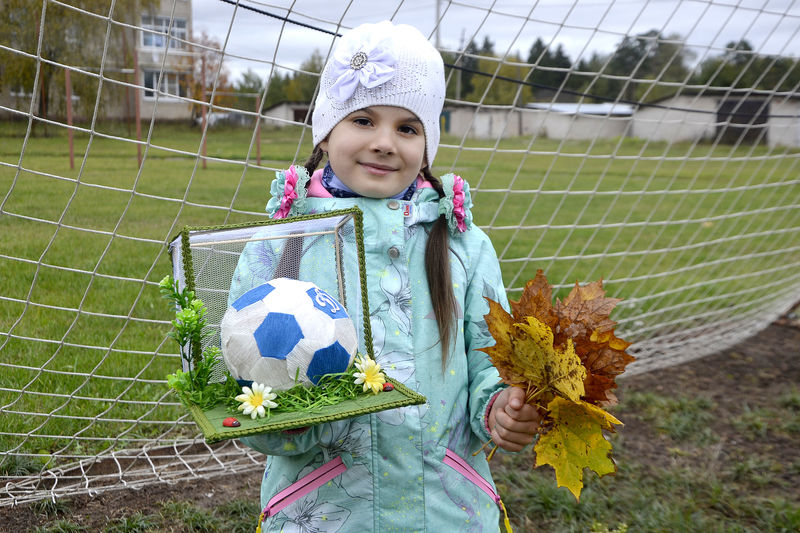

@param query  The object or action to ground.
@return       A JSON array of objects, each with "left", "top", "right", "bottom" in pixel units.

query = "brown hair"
[{"left": 303, "top": 149, "right": 456, "bottom": 368}]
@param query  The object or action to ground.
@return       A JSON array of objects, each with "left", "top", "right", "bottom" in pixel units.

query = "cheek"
[{"left": 406, "top": 139, "right": 426, "bottom": 163}]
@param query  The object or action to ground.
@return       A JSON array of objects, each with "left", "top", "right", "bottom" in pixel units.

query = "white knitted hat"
[{"left": 312, "top": 20, "right": 445, "bottom": 166}]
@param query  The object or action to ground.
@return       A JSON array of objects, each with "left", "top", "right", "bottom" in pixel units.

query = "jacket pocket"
[
  {"left": 443, "top": 449, "right": 514, "bottom": 533},
  {"left": 261, "top": 456, "right": 348, "bottom": 518}
]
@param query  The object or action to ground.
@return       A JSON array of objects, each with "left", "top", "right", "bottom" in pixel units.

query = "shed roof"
[{"left": 525, "top": 102, "right": 634, "bottom": 116}]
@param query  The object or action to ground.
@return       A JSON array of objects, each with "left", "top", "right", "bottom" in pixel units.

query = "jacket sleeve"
[{"left": 461, "top": 229, "right": 510, "bottom": 443}]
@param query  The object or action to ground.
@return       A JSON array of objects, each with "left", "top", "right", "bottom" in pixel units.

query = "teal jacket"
[{"left": 233, "top": 168, "right": 510, "bottom": 533}]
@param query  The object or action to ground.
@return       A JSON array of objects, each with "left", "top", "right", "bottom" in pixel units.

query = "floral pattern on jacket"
[{"left": 230, "top": 172, "right": 510, "bottom": 533}]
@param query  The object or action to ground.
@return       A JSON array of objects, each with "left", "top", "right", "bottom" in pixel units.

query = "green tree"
[
  {"left": 479, "top": 36, "right": 495, "bottom": 56},
  {"left": 464, "top": 53, "right": 532, "bottom": 105},
  {"left": 595, "top": 29, "right": 692, "bottom": 102},
  {"left": 234, "top": 68, "right": 263, "bottom": 111},
  {"left": 443, "top": 39, "right": 480, "bottom": 101},
  {"left": 574, "top": 52, "right": 616, "bottom": 103},
  {"left": 263, "top": 71, "right": 289, "bottom": 109},
  {"left": 189, "top": 30, "right": 235, "bottom": 120},
  {"left": 527, "top": 38, "right": 573, "bottom": 99},
  {"left": 284, "top": 50, "right": 325, "bottom": 103},
  {"left": 692, "top": 40, "right": 800, "bottom": 91},
  {"left": 0, "top": 0, "right": 157, "bottom": 131},
  {"left": 758, "top": 56, "right": 800, "bottom": 91},
  {"left": 234, "top": 68, "right": 291, "bottom": 113},
  {"left": 724, "top": 39, "right": 754, "bottom": 67},
  {"left": 459, "top": 36, "right": 535, "bottom": 105}
]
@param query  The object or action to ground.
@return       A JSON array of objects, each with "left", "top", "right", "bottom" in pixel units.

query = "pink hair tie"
[
  {"left": 266, "top": 165, "right": 310, "bottom": 219},
  {"left": 437, "top": 173, "right": 473, "bottom": 234}
]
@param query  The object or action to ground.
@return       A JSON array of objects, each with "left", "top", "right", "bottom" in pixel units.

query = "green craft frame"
[
  {"left": 167, "top": 208, "right": 427, "bottom": 442},
  {"left": 190, "top": 378, "right": 426, "bottom": 444},
  {"left": 171, "top": 208, "right": 376, "bottom": 365}
]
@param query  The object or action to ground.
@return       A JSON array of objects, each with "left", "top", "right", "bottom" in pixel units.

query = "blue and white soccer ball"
[{"left": 220, "top": 278, "right": 358, "bottom": 390}]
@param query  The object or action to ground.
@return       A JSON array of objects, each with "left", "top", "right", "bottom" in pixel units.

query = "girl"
[{"left": 235, "top": 20, "right": 539, "bottom": 532}]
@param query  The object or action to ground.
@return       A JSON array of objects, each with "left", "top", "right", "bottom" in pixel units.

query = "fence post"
[
  {"left": 256, "top": 94, "right": 261, "bottom": 166},
  {"left": 201, "top": 54, "right": 207, "bottom": 170},
  {"left": 134, "top": 53, "right": 142, "bottom": 168},
  {"left": 65, "top": 69, "right": 74, "bottom": 170}
]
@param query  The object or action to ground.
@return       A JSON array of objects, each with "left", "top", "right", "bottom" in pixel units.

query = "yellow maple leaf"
[
  {"left": 534, "top": 396, "right": 623, "bottom": 500},
  {"left": 512, "top": 317, "right": 586, "bottom": 403},
  {"left": 480, "top": 298, "right": 527, "bottom": 387}
]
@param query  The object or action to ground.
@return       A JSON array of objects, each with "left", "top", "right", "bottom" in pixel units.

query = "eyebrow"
[{"left": 358, "top": 107, "right": 423, "bottom": 125}]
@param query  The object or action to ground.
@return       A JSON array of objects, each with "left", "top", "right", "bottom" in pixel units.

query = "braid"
[
  {"left": 304, "top": 146, "right": 325, "bottom": 175},
  {"left": 422, "top": 166, "right": 457, "bottom": 369}
]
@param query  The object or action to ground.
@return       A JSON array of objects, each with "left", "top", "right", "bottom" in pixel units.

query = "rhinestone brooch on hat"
[
  {"left": 328, "top": 41, "right": 396, "bottom": 102},
  {"left": 349, "top": 51, "right": 368, "bottom": 70}
]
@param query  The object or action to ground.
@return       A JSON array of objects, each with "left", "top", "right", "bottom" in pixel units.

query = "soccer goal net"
[{"left": 1, "top": 0, "right": 798, "bottom": 504}]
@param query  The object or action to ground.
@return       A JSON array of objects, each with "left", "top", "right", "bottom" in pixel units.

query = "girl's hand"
[{"left": 488, "top": 387, "right": 540, "bottom": 452}]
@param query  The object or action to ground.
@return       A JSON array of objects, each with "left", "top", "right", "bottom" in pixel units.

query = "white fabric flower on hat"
[{"left": 328, "top": 29, "right": 396, "bottom": 102}]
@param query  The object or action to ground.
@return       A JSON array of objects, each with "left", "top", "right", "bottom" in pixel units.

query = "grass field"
[
  {"left": 1, "top": 119, "right": 799, "bottom": 471},
  {"left": 3, "top": 322, "right": 798, "bottom": 532}
]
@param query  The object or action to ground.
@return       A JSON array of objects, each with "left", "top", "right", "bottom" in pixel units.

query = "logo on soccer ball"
[
  {"left": 220, "top": 278, "right": 358, "bottom": 390},
  {"left": 308, "top": 287, "right": 348, "bottom": 319}
]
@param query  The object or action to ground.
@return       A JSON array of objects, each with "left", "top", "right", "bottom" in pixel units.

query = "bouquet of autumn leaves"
[{"left": 480, "top": 270, "right": 635, "bottom": 499}]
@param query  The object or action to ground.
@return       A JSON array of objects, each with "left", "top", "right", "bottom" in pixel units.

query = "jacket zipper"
[
  {"left": 261, "top": 456, "right": 347, "bottom": 519},
  {"left": 443, "top": 449, "right": 514, "bottom": 533}
]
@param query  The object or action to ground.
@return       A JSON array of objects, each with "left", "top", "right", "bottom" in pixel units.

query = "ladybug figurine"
[{"left": 223, "top": 417, "right": 241, "bottom": 428}]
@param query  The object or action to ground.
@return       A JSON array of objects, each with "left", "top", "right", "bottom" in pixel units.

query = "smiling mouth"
[{"left": 359, "top": 162, "right": 397, "bottom": 175}]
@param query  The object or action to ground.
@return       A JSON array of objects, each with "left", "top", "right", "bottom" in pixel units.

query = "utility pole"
[
  {"left": 456, "top": 29, "right": 464, "bottom": 101},
  {"left": 435, "top": 0, "right": 441, "bottom": 50}
]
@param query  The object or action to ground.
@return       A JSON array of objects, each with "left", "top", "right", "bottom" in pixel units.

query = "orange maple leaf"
[{"left": 502, "top": 270, "right": 635, "bottom": 405}]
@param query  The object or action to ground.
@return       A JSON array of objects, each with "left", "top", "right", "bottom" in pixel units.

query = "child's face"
[{"left": 320, "top": 106, "right": 427, "bottom": 199}]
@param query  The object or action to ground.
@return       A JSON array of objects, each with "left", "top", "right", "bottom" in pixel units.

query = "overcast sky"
[{"left": 190, "top": 0, "right": 800, "bottom": 83}]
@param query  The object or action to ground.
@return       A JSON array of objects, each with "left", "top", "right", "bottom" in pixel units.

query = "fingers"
[
  {"left": 491, "top": 407, "right": 540, "bottom": 452},
  {"left": 494, "top": 410, "right": 537, "bottom": 438},
  {"left": 505, "top": 385, "right": 526, "bottom": 410},
  {"left": 489, "top": 387, "right": 542, "bottom": 452},
  {"left": 491, "top": 423, "right": 533, "bottom": 451}
]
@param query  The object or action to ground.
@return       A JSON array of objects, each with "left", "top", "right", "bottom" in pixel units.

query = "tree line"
[
  {"left": 437, "top": 31, "right": 800, "bottom": 106},
  {"left": 235, "top": 30, "right": 800, "bottom": 110},
  {"left": 3, "top": 1, "right": 798, "bottom": 129}
]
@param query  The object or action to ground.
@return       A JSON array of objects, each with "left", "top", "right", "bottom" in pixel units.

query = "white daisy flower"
[{"left": 235, "top": 382, "right": 277, "bottom": 419}]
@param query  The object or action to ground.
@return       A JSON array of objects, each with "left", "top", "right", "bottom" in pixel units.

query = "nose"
[{"left": 370, "top": 126, "right": 395, "bottom": 155}]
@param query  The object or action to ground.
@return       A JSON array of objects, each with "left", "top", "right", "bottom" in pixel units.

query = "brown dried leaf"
[
  {"left": 510, "top": 270, "right": 558, "bottom": 332},
  {"left": 483, "top": 272, "right": 635, "bottom": 405},
  {"left": 480, "top": 299, "right": 587, "bottom": 398},
  {"left": 551, "top": 279, "right": 634, "bottom": 405},
  {"left": 553, "top": 279, "right": 621, "bottom": 342}
]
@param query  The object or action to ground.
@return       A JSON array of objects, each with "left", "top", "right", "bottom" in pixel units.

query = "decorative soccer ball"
[{"left": 220, "top": 278, "right": 358, "bottom": 390}]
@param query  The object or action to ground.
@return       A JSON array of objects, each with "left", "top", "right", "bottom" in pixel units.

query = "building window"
[
  {"left": 141, "top": 15, "right": 187, "bottom": 49},
  {"left": 143, "top": 70, "right": 188, "bottom": 99}
]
